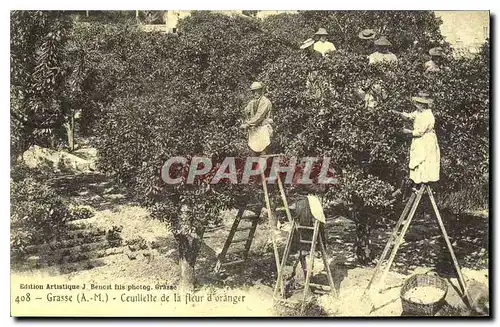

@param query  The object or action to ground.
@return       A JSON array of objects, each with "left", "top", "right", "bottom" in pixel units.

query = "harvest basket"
[{"left": 400, "top": 273, "right": 448, "bottom": 316}]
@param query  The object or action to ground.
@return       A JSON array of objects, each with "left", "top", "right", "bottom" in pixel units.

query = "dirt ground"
[{"left": 11, "top": 171, "right": 489, "bottom": 317}]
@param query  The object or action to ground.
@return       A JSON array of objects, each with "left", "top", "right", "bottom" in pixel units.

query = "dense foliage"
[
  {"left": 10, "top": 165, "right": 93, "bottom": 259},
  {"left": 10, "top": 11, "right": 74, "bottom": 157}
]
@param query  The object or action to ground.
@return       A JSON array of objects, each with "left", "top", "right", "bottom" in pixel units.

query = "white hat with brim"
[
  {"left": 300, "top": 38, "right": 315, "bottom": 49},
  {"left": 250, "top": 82, "right": 263, "bottom": 91},
  {"left": 314, "top": 28, "right": 329, "bottom": 36},
  {"left": 429, "top": 47, "right": 444, "bottom": 57},
  {"left": 359, "top": 29, "right": 377, "bottom": 40},
  {"left": 411, "top": 97, "right": 433, "bottom": 104},
  {"left": 307, "top": 195, "right": 326, "bottom": 223},
  {"left": 374, "top": 36, "right": 392, "bottom": 47}
]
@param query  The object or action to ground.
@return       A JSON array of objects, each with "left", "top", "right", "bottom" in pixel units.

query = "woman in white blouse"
[{"left": 391, "top": 93, "right": 441, "bottom": 185}]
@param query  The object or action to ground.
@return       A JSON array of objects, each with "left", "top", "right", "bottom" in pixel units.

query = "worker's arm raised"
[
  {"left": 245, "top": 98, "right": 272, "bottom": 127},
  {"left": 390, "top": 110, "right": 416, "bottom": 120}
]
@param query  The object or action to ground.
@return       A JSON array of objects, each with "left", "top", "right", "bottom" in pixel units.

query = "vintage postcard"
[{"left": 10, "top": 9, "right": 490, "bottom": 317}]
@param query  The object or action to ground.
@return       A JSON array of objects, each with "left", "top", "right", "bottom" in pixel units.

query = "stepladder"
[
  {"left": 214, "top": 201, "right": 262, "bottom": 272},
  {"left": 363, "top": 184, "right": 473, "bottom": 308},
  {"left": 273, "top": 217, "right": 336, "bottom": 315},
  {"left": 214, "top": 153, "right": 294, "bottom": 273}
]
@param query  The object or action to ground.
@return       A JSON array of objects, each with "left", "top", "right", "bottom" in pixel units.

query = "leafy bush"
[
  {"left": 86, "top": 11, "right": 488, "bottom": 273},
  {"left": 10, "top": 11, "right": 73, "bottom": 156},
  {"left": 10, "top": 165, "right": 72, "bottom": 259},
  {"left": 262, "top": 47, "right": 488, "bottom": 261}
]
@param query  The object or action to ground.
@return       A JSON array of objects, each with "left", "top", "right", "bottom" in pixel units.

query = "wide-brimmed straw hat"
[
  {"left": 314, "top": 28, "right": 329, "bottom": 36},
  {"left": 411, "top": 91, "right": 434, "bottom": 104},
  {"left": 374, "top": 36, "right": 392, "bottom": 47},
  {"left": 359, "top": 29, "right": 377, "bottom": 40},
  {"left": 250, "top": 82, "right": 263, "bottom": 91},
  {"left": 429, "top": 47, "right": 444, "bottom": 57},
  {"left": 300, "top": 38, "right": 315, "bottom": 49}
]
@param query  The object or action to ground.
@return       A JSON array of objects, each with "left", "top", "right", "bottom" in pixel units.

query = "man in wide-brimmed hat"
[
  {"left": 358, "top": 28, "right": 377, "bottom": 55},
  {"left": 313, "top": 27, "right": 336, "bottom": 57},
  {"left": 368, "top": 36, "right": 398, "bottom": 65},
  {"left": 424, "top": 47, "right": 445, "bottom": 73},
  {"left": 240, "top": 82, "right": 274, "bottom": 155}
]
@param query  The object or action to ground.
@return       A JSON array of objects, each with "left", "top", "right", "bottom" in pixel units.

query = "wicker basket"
[{"left": 400, "top": 274, "right": 448, "bottom": 316}]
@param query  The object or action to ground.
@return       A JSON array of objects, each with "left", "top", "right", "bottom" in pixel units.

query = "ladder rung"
[
  {"left": 245, "top": 202, "right": 262, "bottom": 208},
  {"left": 236, "top": 226, "right": 253, "bottom": 231},
  {"left": 241, "top": 214, "right": 258, "bottom": 220},
  {"left": 297, "top": 226, "right": 315, "bottom": 230},
  {"left": 300, "top": 240, "right": 313, "bottom": 244},
  {"left": 221, "top": 259, "right": 245, "bottom": 267},
  {"left": 309, "top": 283, "right": 332, "bottom": 291},
  {"left": 259, "top": 153, "right": 283, "bottom": 158},
  {"left": 232, "top": 237, "right": 249, "bottom": 243}
]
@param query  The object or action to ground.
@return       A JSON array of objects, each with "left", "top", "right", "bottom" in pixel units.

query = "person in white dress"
[
  {"left": 313, "top": 28, "right": 336, "bottom": 57},
  {"left": 391, "top": 93, "right": 440, "bottom": 185},
  {"left": 368, "top": 36, "right": 398, "bottom": 65}
]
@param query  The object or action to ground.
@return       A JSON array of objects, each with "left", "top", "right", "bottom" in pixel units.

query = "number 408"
[{"left": 15, "top": 293, "right": 30, "bottom": 303}]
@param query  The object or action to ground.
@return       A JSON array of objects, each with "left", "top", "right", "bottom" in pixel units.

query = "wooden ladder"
[
  {"left": 363, "top": 184, "right": 472, "bottom": 306},
  {"left": 214, "top": 153, "right": 294, "bottom": 273},
  {"left": 273, "top": 218, "right": 336, "bottom": 315},
  {"left": 214, "top": 202, "right": 262, "bottom": 272}
]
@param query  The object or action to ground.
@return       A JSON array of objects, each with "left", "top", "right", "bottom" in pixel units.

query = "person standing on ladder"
[
  {"left": 390, "top": 92, "right": 440, "bottom": 187},
  {"left": 240, "top": 81, "right": 274, "bottom": 156},
  {"left": 240, "top": 81, "right": 277, "bottom": 229},
  {"left": 365, "top": 93, "right": 471, "bottom": 305}
]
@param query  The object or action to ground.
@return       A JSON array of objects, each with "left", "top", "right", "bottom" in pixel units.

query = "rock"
[
  {"left": 165, "top": 249, "right": 176, "bottom": 256},
  {"left": 73, "top": 147, "right": 97, "bottom": 160},
  {"left": 149, "top": 240, "right": 162, "bottom": 249},
  {"left": 21, "top": 145, "right": 97, "bottom": 173},
  {"left": 331, "top": 216, "right": 355, "bottom": 226},
  {"left": 59, "top": 151, "right": 95, "bottom": 172},
  {"left": 27, "top": 256, "right": 40, "bottom": 268},
  {"left": 22, "top": 145, "right": 60, "bottom": 169},
  {"left": 467, "top": 280, "right": 489, "bottom": 315},
  {"left": 127, "top": 253, "right": 137, "bottom": 260}
]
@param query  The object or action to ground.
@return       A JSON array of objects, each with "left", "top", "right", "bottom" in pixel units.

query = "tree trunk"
[
  {"left": 50, "top": 131, "right": 56, "bottom": 149},
  {"left": 355, "top": 211, "right": 372, "bottom": 265},
  {"left": 64, "top": 110, "right": 75, "bottom": 152},
  {"left": 175, "top": 233, "right": 202, "bottom": 293},
  {"left": 352, "top": 199, "right": 373, "bottom": 265}
]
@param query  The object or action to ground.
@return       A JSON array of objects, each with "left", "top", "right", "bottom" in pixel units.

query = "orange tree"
[
  {"left": 92, "top": 11, "right": 488, "bottom": 283},
  {"left": 10, "top": 11, "right": 73, "bottom": 157},
  {"left": 262, "top": 47, "right": 488, "bottom": 262},
  {"left": 94, "top": 12, "right": 289, "bottom": 289}
]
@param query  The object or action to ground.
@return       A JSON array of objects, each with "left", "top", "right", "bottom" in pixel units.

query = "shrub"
[
  {"left": 262, "top": 47, "right": 488, "bottom": 262},
  {"left": 10, "top": 165, "right": 72, "bottom": 259},
  {"left": 92, "top": 11, "right": 488, "bottom": 274}
]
